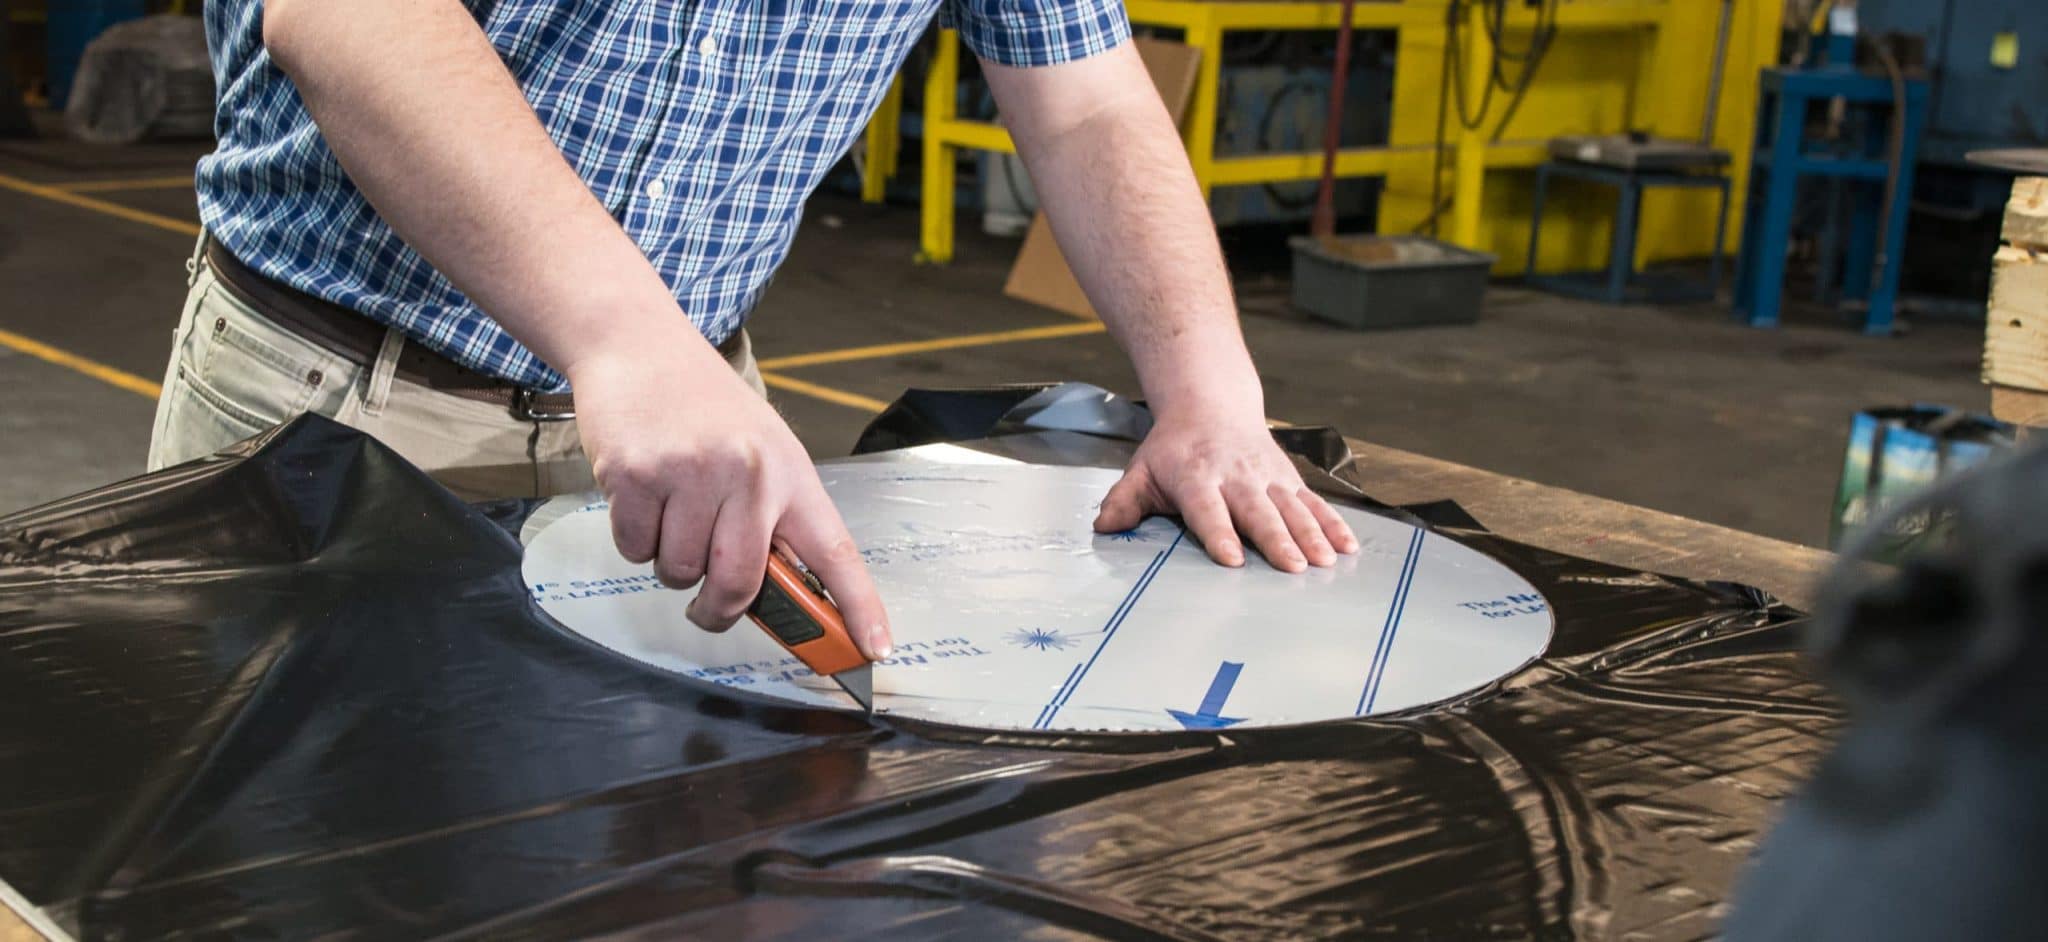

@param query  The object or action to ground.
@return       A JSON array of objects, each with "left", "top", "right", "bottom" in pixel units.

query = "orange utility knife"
[{"left": 746, "top": 550, "right": 874, "bottom": 713}]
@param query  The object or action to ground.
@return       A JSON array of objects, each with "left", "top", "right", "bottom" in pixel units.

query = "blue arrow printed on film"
[{"left": 1167, "top": 661, "right": 1247, "bottom": 730}]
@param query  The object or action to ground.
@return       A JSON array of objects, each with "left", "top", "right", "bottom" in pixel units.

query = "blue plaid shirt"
[{"left": 198, "top": 0, "right": 1128, "bottom": 392}]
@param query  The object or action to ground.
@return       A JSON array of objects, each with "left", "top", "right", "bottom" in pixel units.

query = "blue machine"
[
  {"left": 1855, "top": 0, "right": 2046, "bottom": 166},
  {"left": 1208, "top": 57, "right": 1391, "bottom": 227},
  {"left": 1733, "top": 17, "right": 1929, "bottom": 334},
  {"left": 1857, "top": 1, "right": 2046, "bottom": 311}
]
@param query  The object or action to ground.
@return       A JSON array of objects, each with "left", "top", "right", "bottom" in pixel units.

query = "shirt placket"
[{"left": 623, "top": 1, "right": 732, "bottom": 236}]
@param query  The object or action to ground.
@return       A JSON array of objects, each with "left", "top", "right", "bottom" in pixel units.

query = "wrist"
[
  {"left": 556, "top": 307, "right": 727, "bottom": 389},
  {"left": 1142, "top": 361, "right": 1266, "bottom": 428}
]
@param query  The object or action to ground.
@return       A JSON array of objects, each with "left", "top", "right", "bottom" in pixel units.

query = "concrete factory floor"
[{"left": 0, "top": 134, "right": 1992, "bottom": 549}]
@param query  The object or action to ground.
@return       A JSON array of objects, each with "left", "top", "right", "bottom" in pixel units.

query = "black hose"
[
  {"left": 1869, "top": 40, "right": 1907, "bottom": 318},
  {"left": 1418, "top": 0, "right": 1559, "bottom": 234}
]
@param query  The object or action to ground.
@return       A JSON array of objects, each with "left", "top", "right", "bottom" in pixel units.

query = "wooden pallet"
[{"left": 1986, "top": 177, "right": 2048, "bottom": 428}]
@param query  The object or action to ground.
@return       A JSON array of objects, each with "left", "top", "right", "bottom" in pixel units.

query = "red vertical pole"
[{"left": 1309, "top": 0, "right": 1357, "bottom": 239}]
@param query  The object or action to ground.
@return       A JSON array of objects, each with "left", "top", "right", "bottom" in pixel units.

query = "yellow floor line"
[
  {"left": 0, "top": 327, "right": 162, "bottom": 399},
  {"left": 0, "top": 318, "right": 888, "bottom": 417},
  {"left": 0, "top": 171, "right": 201, "bottom": 237},
  {"left": 0, "top": 166, "right": 1095, "bottom": 415},
  {"left": 756, "top": 321, "right": 1107, "bottom": 370},
  {"left": 51, "top": 174, "right": 195, "bottom": 193},
  {"left": 0, "top": 318, "right": 885, "bottom": 418},
  {"left": 760, "top": 372, "right": 889, "bottom": 413}
]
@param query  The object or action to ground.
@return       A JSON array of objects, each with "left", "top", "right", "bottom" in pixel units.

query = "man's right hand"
[
  {"left": 564, "top": 336, "right": 893, "bottom": 661},
  {"left": 264, "top": 0, "right": 892, "bottom": 657}
]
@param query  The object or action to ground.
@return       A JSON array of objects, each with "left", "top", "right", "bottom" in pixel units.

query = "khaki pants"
[{"left": 147, "top": 237, "right": 766, "bottom": 501}]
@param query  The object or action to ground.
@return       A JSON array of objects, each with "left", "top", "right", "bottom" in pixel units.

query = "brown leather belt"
[{"left": 204, "top": 240, "right": 741, "bottom": 421}]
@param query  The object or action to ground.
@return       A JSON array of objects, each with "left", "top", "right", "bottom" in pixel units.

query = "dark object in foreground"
[
  {"left": 0, "top": 389, "right": 1829, "bottom": 939},
  {"left": 1730, "top": 439, "right": 2048, "bottom": 942}
]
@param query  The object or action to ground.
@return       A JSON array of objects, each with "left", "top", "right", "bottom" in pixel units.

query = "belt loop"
[
  {"left": 362, "top": 327, "right": 404, "bottom": 416},
  {"left": 186, "top": 229, "right": 208, "bottom": 287}
]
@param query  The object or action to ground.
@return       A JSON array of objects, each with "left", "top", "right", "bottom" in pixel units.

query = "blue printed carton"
[{"left": 1830, "top": 406, "right": 2014, "bottom": 561}]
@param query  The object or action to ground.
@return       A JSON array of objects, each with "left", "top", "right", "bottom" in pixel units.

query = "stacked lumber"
[{"left": 1986, "top": 177, "right": 2048, "bottom": 428}]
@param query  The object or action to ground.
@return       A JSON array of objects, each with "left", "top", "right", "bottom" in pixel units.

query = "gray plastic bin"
[{"left": 1289, "top": 235, "right": 1494, "bottom": 329}]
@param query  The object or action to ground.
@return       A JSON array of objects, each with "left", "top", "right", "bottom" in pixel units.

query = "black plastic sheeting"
[{"left": 0, "top": 387, "right": 1834, "bottom": 939}]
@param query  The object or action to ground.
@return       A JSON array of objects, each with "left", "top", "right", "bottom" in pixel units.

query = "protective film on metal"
[
  {"left": 0, "top": 388, "right": 1832, "bottom": 939},
  {"left": 524, "top": 460, "right": 1552, "bottom": 730}
]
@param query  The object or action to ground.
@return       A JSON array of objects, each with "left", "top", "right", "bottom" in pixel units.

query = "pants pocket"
[{"left": 148, "top": 277, "right": 358, "bottom": 469}]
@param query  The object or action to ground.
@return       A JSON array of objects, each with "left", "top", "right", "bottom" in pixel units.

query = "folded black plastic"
[{"left": 0, "top": 389, "right": 1830, "bottom": 939}]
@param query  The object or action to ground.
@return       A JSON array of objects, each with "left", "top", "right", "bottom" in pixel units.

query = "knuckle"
[
  {"left": 686, "top": 607, "right": 729, "bottom": 631},
  {"left": 712, "top": 443, "right": 768, "bottom": 485},
  {"left": 817, "top": 535, "right": 861, "bottom": 567},
  {"left": 695, "top": 599, "right": 739, "bottom": 625},
  {"left": 610, "top": 524, "right": 655, "bottom": 564},
  {"left": 600, "top": 453, "right": 661, "bottom": 493},
  {"left": 742, "top": 447, "right": 770, "bottom": 484},
  {"left": 614, "top": 538, "right": 653, "bottom": 564},
  {"left": 609, "top": 510, "right": 647, "bottom": 536},
  {"left": 704, "top": 568, "right": 757, "bottom": 607},
  {"left": 656, "top": 560, "right": 703, "bottom": 589}
]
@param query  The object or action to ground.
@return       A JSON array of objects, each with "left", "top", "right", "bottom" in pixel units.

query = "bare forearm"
[
  {"left": 261, "top": 0, "right": 718, "bottom": 375},
  {"left": 985, "top": 44, "right": 1261, "bottom": 422}
]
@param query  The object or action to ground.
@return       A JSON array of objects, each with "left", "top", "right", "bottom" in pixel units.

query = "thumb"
[{"left": 1094, "top": 466, "right": 1156, "bottom": 533}]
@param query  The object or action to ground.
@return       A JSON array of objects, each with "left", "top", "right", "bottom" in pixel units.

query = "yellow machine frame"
[{"left": 865, "top": 0, "right": 1783, "bottom": 272}]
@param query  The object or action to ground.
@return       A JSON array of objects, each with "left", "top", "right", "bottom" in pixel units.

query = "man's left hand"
[{"left": 1094, "top": 414, "right": 1360, "bottom": 572}]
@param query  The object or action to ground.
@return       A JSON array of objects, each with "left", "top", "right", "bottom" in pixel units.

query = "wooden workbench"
[
  {"left": 1339, "top": 438, "right": 1833, "bottom": 610},
  {"left": 1, "top": 902, "right": 46, "bottom": 942},
  {"left": 0, "top": 438, "right": 1832, "bottom": 941}
]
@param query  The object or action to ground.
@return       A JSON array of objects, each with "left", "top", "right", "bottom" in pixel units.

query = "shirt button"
[
  {"left": 645, "top": 179, "right": 667, "bottom": 199},
  {"left": 697, "top": 36, "right": 717, "bottom": 58}
]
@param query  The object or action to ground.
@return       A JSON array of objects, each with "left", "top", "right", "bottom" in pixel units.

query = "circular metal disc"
[{"left": 523, "top": 462, "right": 1554, "bottom": 732}]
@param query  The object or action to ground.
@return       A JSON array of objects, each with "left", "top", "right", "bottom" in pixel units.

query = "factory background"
[{"left": 2, "top": 1, "right": 2040, "bottom": 547}]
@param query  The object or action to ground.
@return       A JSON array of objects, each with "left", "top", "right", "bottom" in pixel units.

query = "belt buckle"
[{"left": 511, "top": 388, "right": 575, "bottom": 422}]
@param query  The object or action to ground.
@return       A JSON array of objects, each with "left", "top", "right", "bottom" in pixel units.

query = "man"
[{"left": 149, "top": 0, "right": 1358, "bottom": 662}]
